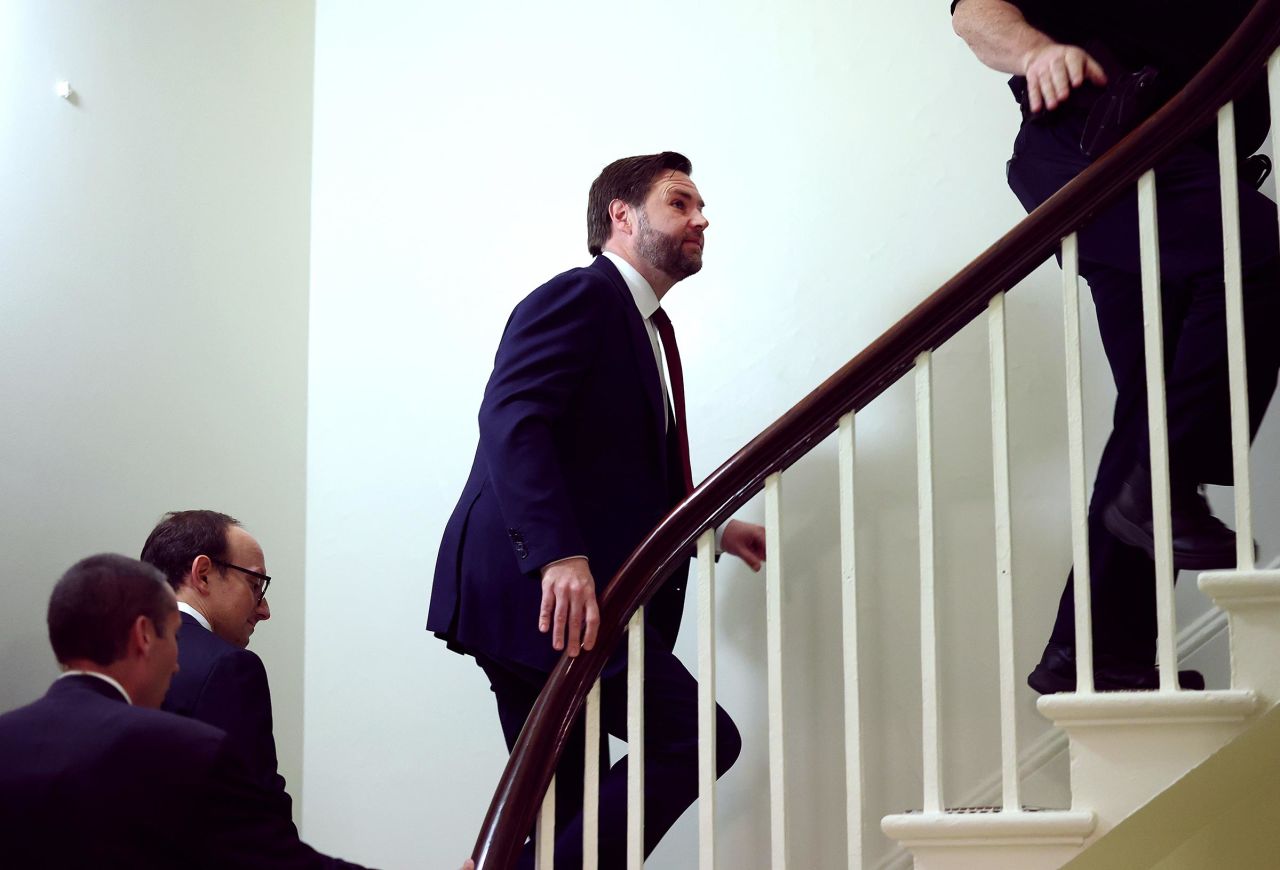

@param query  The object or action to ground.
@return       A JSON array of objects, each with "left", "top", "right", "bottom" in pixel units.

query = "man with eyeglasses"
[
  {"left": 140, "top": 509, "right": 289, "bottom": 817},
  {"left": 0, "top": 554, "right": 377, "bottom": 869}
]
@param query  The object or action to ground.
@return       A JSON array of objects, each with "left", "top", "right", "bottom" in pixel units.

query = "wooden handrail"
[{"left": 470, "top": 3, "right": 1280, "bottom": 865}]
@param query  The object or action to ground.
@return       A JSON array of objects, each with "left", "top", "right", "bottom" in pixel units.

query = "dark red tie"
[{"left": 650, "top": 307, "right": 694, "bottom": 496}]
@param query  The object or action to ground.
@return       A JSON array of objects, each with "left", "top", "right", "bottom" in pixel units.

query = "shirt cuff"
[{"left": 541, "top": 555, "right": 588, "bottom": 574}]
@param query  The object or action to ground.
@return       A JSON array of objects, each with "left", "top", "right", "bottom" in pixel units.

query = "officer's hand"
[
  {"left": 1021, "top": 43, "right": 1106, "bottom": 113},
  {"left": 539, "top": 557, "right": 600, "bottom": 657}
]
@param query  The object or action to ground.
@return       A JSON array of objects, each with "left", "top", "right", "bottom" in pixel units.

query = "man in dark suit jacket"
[
  {"left": 428, "top": 151, "right": 767, "bottom": 868},
  {"left": 140, "top": 509, "right": 289, "bottom": 815},
  {"left": 0, "top": 553, "right": 368, "bottom": 869}
]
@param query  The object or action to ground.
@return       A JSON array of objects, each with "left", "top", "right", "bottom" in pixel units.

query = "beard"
[{"left": 635, "top": 209, "right": 703, "bottom": 281}]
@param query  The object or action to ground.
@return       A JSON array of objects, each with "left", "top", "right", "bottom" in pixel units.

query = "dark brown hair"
[
  {"left": 48, "top": 554, "right": 174, "bottom": 666},
  {"left": 586, "top": 151, "right": 692, "bottom": 256},
  {"left": 140, "top": 510, "right": 240, "bottom": 591}
]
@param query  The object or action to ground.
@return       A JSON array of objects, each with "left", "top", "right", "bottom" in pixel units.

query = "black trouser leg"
[
  {"left": 1008, "top": 113, "right": 1280, "bottom": 666},
  {"left": 477, "top": 635, "right": 741, "bottom": 869}
]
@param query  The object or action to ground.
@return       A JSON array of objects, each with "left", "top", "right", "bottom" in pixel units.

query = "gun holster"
[
  {"left": 1010, "top": 40, "right": 1162, "bottom": 160},
  {"left": 1076, "top": 65, "right": 1161, "bottom": 158}
]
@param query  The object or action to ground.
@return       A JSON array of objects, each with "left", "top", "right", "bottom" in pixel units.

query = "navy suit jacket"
[
  {"left": 163, "top": 612, "right": 290, "bottom": 817},
  {"left": 0, "top": 675, "right": 367, "bottom": 869},
  {"left": 428, "top": 256, "right": 689, "bottom": 672}
]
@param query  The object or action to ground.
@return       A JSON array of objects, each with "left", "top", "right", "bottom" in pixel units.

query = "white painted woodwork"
[
  {"left": 536, "top": 773, "right": 555, "bottom": 870},
  {"left": 837, "top": 412, "right": 864, "bottom": 868},
  {"left": 1200, "top": 570, "right": 1280, "bottom": 703},
  {"left": 1136, "top": 170, "right": 1179, "bottom": 691},
  {"left": 765, "top": 472, "right": 788, "bottom": 869},
  {"left": 1061, "top": 234, "right": 1095, "bottom": 694},
  {"left": 1271, "top": 50, "right": 1280, "bottom": 248},
  {"left": 628, "top": 608, "right": 645, "bottom": 870},
  {"left": 916, "top": 352, "right": 944, "bottom": 813},
  {"left": 1217, "top": 102, "right": 1255, "bottom": 570},
  {"left": 584, "top": 680, "right": 602, "bottom": 870},
  {"left": 881, "top": 810, "right": 1095, "bottom": 870},
  {"left": 1038, "top": 690, "right": 1257, "bottom": 837},
  {"left": 696, "top": 529, "right": 717, "bottom": 870},
  {"left": 987, "top": 294, "right": 1021, "bottom": 812}
]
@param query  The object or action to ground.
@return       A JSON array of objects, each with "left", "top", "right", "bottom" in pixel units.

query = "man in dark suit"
[
  {"left": 140, "top": 509, "right": 289, "bottom": 815},
  {"left": 428, "top": 151, "right": 767, "bottom": 868},
  {"left": 0, "top": 553, "right": 369, "bottom": 869}
]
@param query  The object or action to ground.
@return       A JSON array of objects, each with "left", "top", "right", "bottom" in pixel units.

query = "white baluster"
[
  {"left": 1061, "top": 233, "right": 1095, "bottom": 694},
  {"left": 1137, "top": 170, "right": 1179, "bottom": 690},
  {"left": 765, "top": 472, "right": 788, "bottom": 869},
  {"left": 536, "top": 774, "right": 555, "bottom": 870},
  {"left": 697, "top": 529, "right": 717, "bottom": 870},
  {"left": 837, "top": 413, "right": 864, "bottom": 867},
  {"left": 1217, "top": 101, "right": 1255, "bottom": 570},
  {"left": 988, "top": 294, "right": 1021, "bottom": 812},
  {"left": 583, "top": 679, "right": 602, "bottom": 870},
  {"left": 628, "top": 608, "right": 645, "bottom": 870},
  {"left": 916, "top": 352, "right": 943, "bottom": 813},
  {"left": 1271, "top": 50, "right": 1280, "bottom": 255}
]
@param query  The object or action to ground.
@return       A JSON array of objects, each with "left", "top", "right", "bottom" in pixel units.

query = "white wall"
[
  {"left": 305, "top": 2, "right": 1279, "bottom": 869},
  {"left": 0, "top": 0, "right": 315, "bottom": 819}
]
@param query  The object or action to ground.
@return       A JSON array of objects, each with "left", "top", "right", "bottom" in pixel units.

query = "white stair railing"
[{"left": 500, "top": 23, "right": 1280, "bottom": 870}]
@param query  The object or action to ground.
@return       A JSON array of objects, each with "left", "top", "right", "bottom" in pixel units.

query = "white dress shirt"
[
  {"left": 602, "top": 252, "right": 724, "bottom": 553},
  {"left": 177, "top": 600, "right": 212, "bottom": 631},
  {"left": 58, "top": 669, "right": 132, "bottom": 705},
  {"left": 602, "top": 251, "right": 674, "bottom": 431}
]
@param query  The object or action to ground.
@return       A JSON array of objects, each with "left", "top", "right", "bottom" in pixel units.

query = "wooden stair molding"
[
  {"left": 1038, "top": 690, "right": 1259, "bottom": 836},
  {"left": 880, "top": 809, "right": 1095, "bottom": 870},
  {"left": 1200, "top": 570, "right": 1280, "bottom": 704}
]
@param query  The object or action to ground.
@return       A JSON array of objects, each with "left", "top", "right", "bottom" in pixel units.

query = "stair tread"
[
  {"left": 1038, "top": 688, "right": 1257, "bottom": 724},
  {"left": 881, "top": 808, "right": 1096, "bottom": 842}
]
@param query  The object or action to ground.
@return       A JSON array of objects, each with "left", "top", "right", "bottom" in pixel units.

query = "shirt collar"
[
  {"left": 602, "top": 251, "right": 660, "bottom": 320},
  {"left": 58, "top": 670, "right": 132, "bottom": 705},
  {"left": 177, "top": 600, "right": 212, "bottom": 632}
]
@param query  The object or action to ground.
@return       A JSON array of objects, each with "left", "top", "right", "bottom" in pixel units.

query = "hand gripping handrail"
[{"left": 469, "top": 2, "right": 1280, "bottom": 865}]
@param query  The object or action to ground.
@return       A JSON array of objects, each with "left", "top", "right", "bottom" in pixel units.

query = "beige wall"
[{"left": 0, "top": 0, "right": 314, "bottom": 819}]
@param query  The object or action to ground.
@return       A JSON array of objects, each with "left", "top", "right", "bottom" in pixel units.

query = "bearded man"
[{"left": 428, "top": 151, "right": 766, "bottom": 868}]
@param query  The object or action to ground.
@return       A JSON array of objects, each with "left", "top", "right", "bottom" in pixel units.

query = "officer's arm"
[{"left": 952, "top": 0, "right": 1106, "bottom": 113}]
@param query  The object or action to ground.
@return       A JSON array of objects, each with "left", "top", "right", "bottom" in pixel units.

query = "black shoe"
[
  {"left": 1102, "top": 468, "right": 1240, "bottom": 571},
  {"left": 1027, "top": 646, "right": 1205, "bottom": 695}
]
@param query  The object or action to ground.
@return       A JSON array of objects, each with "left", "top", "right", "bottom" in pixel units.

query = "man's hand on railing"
[
  {"left": 460, "top": 860, "right": 475, "bottom": 870},
  {"left": 721, "top": 519, "right": 766, "bottom": 571},
  {"left": 539, "top": 556, "right": 600, "bottom": 656},
  {"left": 1021, "top": 42, "right": 1107, "bottom": 113}
]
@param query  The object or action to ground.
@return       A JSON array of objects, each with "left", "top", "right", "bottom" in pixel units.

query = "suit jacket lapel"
[{"left": 590, "top": 257, "right": 668, "bottom": 469}]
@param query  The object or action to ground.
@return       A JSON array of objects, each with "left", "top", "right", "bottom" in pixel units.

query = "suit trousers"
[
  {"left": 1006, "top": 108, "right": 1280, "bottom": 665},
  {"left": 476, "top": 631, "right": 741, "bottom": 869}
]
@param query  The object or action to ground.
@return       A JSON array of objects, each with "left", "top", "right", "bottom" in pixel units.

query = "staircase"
[
  {"left": 466, "top": 2, "right": 1280, "bottom": 867},
  {"left": 883, "top": 569, "right": 1280, "bottom": 869}
]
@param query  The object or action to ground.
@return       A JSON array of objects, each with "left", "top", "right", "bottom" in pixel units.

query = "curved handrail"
[{"left": 470, "top": 3, "right": 1280, "bottom": 865}]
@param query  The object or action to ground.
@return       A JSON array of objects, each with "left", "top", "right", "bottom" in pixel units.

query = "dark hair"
[
  {"left": 586, "top": 151, "right": 693, "bottom": 257},
  {"left": 139, "top": 510, "right": 240, "bottom": 591},
  {"left": 47, "top": 554, "right": 175, "bottom": 666}
]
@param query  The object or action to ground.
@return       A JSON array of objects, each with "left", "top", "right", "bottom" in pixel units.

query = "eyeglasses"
[{"left": 212, "top": 559, "right": 271, "bottom": 604}]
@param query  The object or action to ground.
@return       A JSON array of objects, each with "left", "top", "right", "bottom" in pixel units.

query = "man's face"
[
  {"left": 634, "top": 171, "right": 708, "bottom": 282},
  {"left": 137, "top": 606, "right": 182, "bottom": 709},
  {"left": 205, "top": 525, "right": 271, "bottom": 648}
]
